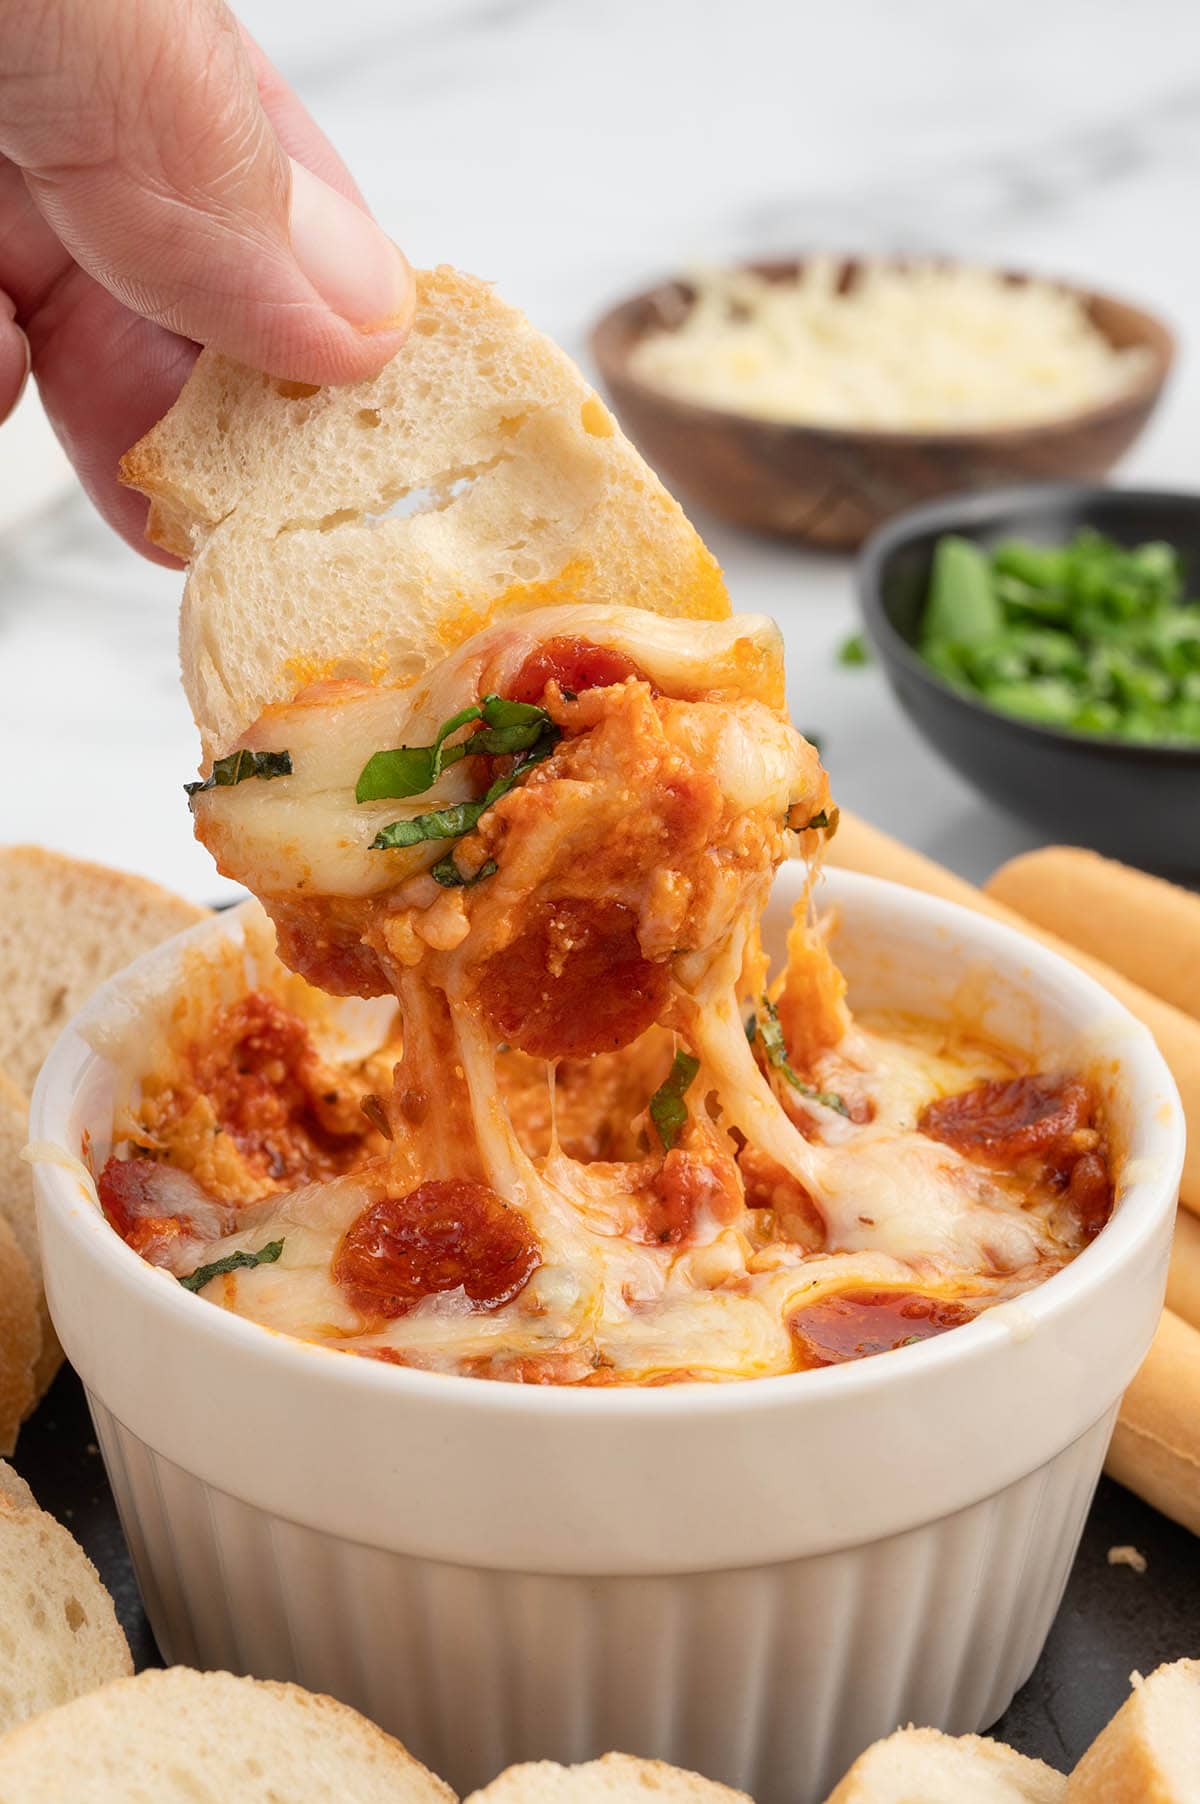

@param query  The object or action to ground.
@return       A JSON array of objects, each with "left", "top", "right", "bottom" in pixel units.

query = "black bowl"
[{"left": 858, "top": 484, "right": 1200, "bottom": 876}]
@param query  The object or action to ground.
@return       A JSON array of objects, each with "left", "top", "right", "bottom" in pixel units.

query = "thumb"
[{"left": 0, "top": 0, "right": 413, "bottom": 384}]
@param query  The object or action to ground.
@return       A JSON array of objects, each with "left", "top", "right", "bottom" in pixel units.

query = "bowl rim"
[
  {"left": 589, "top": 255, "right": 1175, "bottom": 451},
  {"left": 857, "top": 480, "right": 1200, "bottom": 768},
  {"left": 28, "top": 866, "right": 1185, "bottom": 1424}
]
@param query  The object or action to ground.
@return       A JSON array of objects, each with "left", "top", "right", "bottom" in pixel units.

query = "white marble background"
[{"left": 3, "top": 0, "right": 1199, "bottom": 902}]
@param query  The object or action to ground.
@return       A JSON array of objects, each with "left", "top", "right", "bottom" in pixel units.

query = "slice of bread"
[
  {"left": 465, "top": 1753, "right": 750, "bottom": 1804},
  {"left": 120, "top": 265, "right": 730, "bottom": 758},
  {"left": 0, "top": 1219, "right": 37, "bottom": 1456},
  {"left": 0, "top": 1073, "right": 50, "bottom": 1410},
  {"left": 0, "top": 1460, "right": 131, "bottom": 1733},
  {"left": 0, "top": 847, "right": 207, "bottom": 1095},
  {"left": 0, "top": 1666, "right": 458, "bottom": 1803},
  {"left": 1067, "top": 1659, "right": 1200, "bottom": 1802},
  {"left": 821, "top": 1727, "right": 1066, "bottom": 1803},
  {"left": 0, "top": 848, "right": 206, "bottom": 1405}
]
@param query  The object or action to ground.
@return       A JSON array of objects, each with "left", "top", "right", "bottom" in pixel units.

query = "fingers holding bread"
[
  {"left": 0, "top": 1460, "right": 131, "bottom": 1736},
  {"left": 0, "top": 1667, "right": 456, "bottom": 1804}
]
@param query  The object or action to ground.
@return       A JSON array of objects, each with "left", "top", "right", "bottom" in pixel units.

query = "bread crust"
[
  {"left": 822, "top": 1727, "right": 1065, "bottom": 1803},
  {"left": 1067, "top": 1662, "right": 1200, "bottom": 1804},
  {"left": 120, "top": 266, "right": 730, "bottom": 757},
  {"left": 0, "top": 1666, "right": 456, "bottom": 1800}
]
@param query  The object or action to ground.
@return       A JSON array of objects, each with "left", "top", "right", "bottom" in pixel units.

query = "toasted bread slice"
[
  {"left": 0, "top": 847, "right": 207, "bottom": 1095},
  {"left": 0, "top": 1217, "right": 37, "bottom": 1455},
  {"left": 1067, "top": 1660, "right": 1200, "bottom": 1802},
  {"left": 0, "top": 1073, "right": 51, "bottom": 1410},
  {"left": 0, "top": 1667, "right": 457, "bottom": 1802},
  {"left": 822, "top": 1727, "right": 1065, "bottom": 1803},
  {"left": 0, "top": 849, "right": 205, "bottom": 1403},
  {"left": 0, "top": 1461, "right": 131, "bottom": 1732},
  {"left": 120, "top": 265, "right": 730, "bottom": 758},
  {"left": 465, "top": 1753, "right": 750, "bottom": 1804}
]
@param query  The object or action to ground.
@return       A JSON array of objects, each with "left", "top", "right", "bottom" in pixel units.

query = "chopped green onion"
[
  {"left": 185, "top": 749, "right": 292, "bottom": 796},
  {"left": 179, "top": 1239, "right": 284, "bottom": 1294},
  {"left": 837, "top": 633, "right": 870, "bottom": 667},
  {"left": 649, "top": 1050, "right": 701, "bottom": 1151}
]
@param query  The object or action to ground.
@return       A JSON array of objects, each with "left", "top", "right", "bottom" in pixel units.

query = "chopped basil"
[
  {"left": 431, "top": 854, "right": 499, "bottom": 888},
  {"left": 371, "top": 732, "right": 558, "bottom": 852},
  {"left": 185, "top": 749, "right": 292, "bottom": 796},
  {"left": 649, "top": 1050, "right": 701, "bottom": 1151},
  {"left": 748, "top": 997, "right": 849, "bottom": 1117},
  {"left": 356, "top": 694, "right": 554, "bottom": 803},
  {"left": 179, "top": 1239, "right": 284, "bottom": 1293}
]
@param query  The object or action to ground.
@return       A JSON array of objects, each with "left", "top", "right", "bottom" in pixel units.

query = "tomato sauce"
[
  {"left": 477, "top": 897, "right": 669, "bottom": 1059},
  {"left": 190, "top": 992, "right": 369, "bottom": 1184},
  {"left": 630, "top": 1147, "right": 742, "bottom": 1246},
  {"left": 333, "top": 1179, "right": 541, "bottom": 1321},
  {"left": 507, "top": 637, "right": 644, "bottom": 706},
  {"left": 790, "top": 1289, "right": 977, "bottom": 1369}
]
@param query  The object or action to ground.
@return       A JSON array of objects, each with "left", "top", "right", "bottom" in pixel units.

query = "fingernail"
[{"left": 288, "top": 159, "right": 413, "bottom": 334}]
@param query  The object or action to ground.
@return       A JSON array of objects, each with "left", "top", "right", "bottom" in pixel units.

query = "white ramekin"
[{"left": 29, "top": 869, "right": 1184, "bottom": 1804}]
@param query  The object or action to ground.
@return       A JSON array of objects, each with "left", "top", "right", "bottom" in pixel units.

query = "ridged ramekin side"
[{"left": 91, "top": 1397, "right": 1113, "bottom": 1804}]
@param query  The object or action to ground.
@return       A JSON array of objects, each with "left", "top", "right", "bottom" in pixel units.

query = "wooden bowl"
[{"left": 590, "top": 259, "right": 1175, "bottom": 551}]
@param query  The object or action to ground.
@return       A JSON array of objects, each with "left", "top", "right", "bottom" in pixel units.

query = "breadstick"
[
  {"left": 826, "top": 813, "right": 1200, "bottom": 1211},
  {"left": 1167, "top": 1207, "right": 1200, "bottom": 1334},
  {"left": 1105, "top": 1309, "right": 1200, "bottom": 1537},
  {"left": 985, "top": 847, "right": 1200, "bottom": 1024}
]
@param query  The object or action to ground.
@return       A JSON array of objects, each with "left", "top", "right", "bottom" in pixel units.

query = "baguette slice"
[
  {"left": 0, "top": 847, "right": 207, "bottom": 1095},
  {"left": 1067, "top": 1660, "right": 1200, "bottom": 1802},
  {"left": 0, "top": 1217, "right": 37, "bottom": 1455},
  {"left": 120, "top": 265, "right": 730, "bottom": 759},
  {"left": 465, "top": 1753, "right": 751, "bottom": 1804},
  {"left": 822, "top": 1727, "right": 1065, "bottom": 1803},
  {"left": 0, "top": 848, "right": 206, "bottom": 1402},
  {"left": 0, "top": 1460, "right": 131, "bottom": 1733},
  {"left": 0, "top": 1667, "right": 457, "bottom": 1804}
]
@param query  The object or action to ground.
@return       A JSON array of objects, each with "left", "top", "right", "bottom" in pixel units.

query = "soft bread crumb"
[
  {"left": 1068, "top": 1659, "right": 1200, "bottom": 1802},
  {"left": 0, "top": 1462, "right": 131, "bottom": 1735},
  {"left": 465, "top": 1752, "right": 750, "bottom": 1804},
  {"left": 1106, "top": 1545, "right": 1148, "bottom": 1574},
  {"left": 0, "top": 1667, "right": 456, "bottom": 1802},
  {"left": 821, "top": 1726, "right": 1065, "bottom": 1803},
  {"left": 120, "top": 266, "right": 730, "bottom": 757}
]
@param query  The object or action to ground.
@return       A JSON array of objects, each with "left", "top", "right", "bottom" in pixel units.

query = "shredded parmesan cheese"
[{"left": 630, "top": 261, "right": 1150, "bottom": 432}]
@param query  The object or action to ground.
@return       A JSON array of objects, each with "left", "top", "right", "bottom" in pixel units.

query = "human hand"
[{"left": 0, "top": 0, "right": 414, "bottom": 562}]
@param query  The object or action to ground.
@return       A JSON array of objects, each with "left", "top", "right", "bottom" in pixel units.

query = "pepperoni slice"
[
  {"left": 508, "top": 637, "right": 643, "bottom": 706},
  {"left": 918, "top": 1075, "right": 1090, "bottom": 1167},
  {"left": 477, "top": 898, "right": 669, "bottom": 1059},
  {"left": 790, "top": 1289, "right": 976, "bottom": 1368},
  {"left": 333, "top": 1179, "right": 541, "bottom": 1320},
  {"left": 97, "top": 1156, "right": 214, "bottom": 1262}
]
